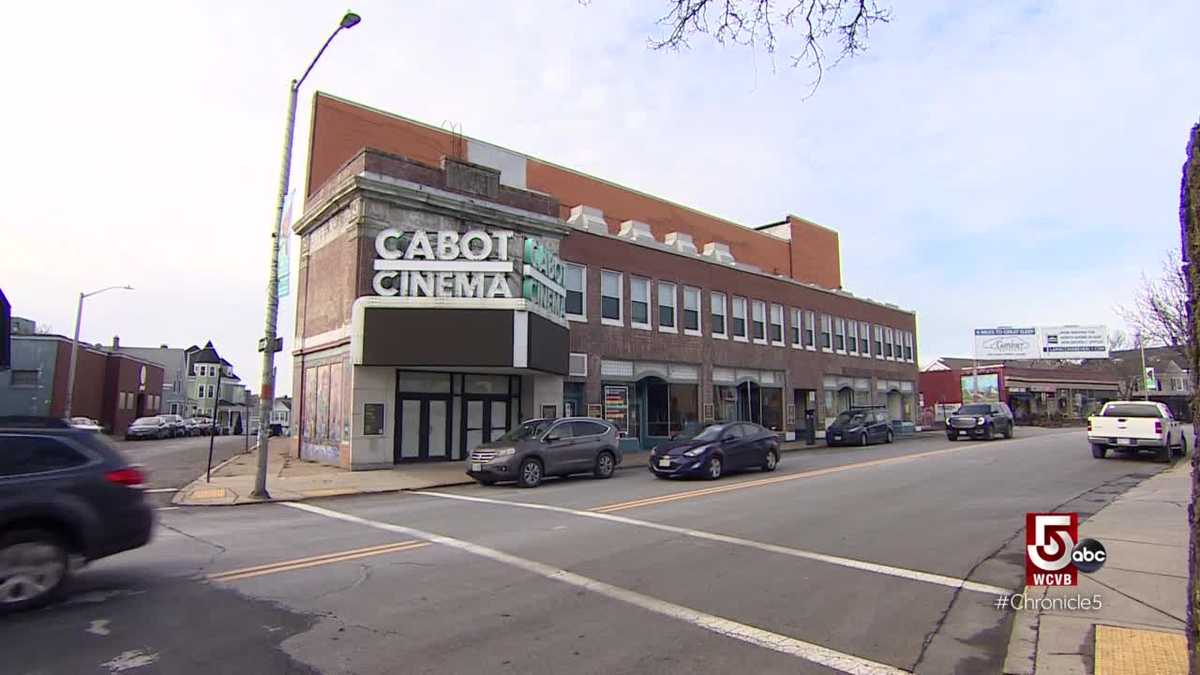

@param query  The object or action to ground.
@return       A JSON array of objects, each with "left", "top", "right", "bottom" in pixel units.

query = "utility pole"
[
  {"left": 251, "top": 11, "right": 361, "bottom": 500},
  {"left": 206, "top": 365, "right": 223, "bottom": 483},
  {"left": 1139, "top": 332, "right": 1151, "bottom": 400},
  {"left": 1177, "top": 120, "right": 1199, "bottom": 675},
  {"left": 63, "top": 285, "right": 132, "bottom": 419}
]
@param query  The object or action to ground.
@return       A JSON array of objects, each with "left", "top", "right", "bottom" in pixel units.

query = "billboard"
[
  {"left": 974, "top": 326, "right": 1108, "bottom": 360},
  {"left": 961, "top": 373, "right": 1001, "bottom": 403}
]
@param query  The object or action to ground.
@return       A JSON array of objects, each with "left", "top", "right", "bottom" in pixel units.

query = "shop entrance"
[
  {"left": 395, "top": 395, "right": 452, "bottom": 462},
  {"left": 463, "top": 396, "right": 510, "bottom": 454}
]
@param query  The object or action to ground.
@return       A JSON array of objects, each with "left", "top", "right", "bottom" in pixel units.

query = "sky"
[{"left": 3, "top": 0, "right": 1198, "bottom": 396}]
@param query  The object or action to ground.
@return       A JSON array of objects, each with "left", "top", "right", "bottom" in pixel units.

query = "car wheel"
[
  {"left": 517, "top": 458, "right": 543, "bottom": 488},
  {"left": 984, "top": 425, "right": 994, "bottom": 441},
  {"left": 762, "top": 450, "right": 778, "bottom": 472},
  {"left": 1156, "top": 444, "right": 1172, "bottom": 463},
  {"left": 1091, "top": 444, "right": 1107, "bottom": 459},
  {"left": 594, "top": 451, "right": 616, "bottom": 479},
  {"left": 946, "top": 432, "right": 955, "bottom": 442},
  {"left": 1004, "top": 423, "right": 1014, "bottom": 439},
  {"left": 0, "top": 529, "right": 69, "bottom": 614},
  {"left": 706, "top": 456, "right": 723, "bottom": 480},
  {"left": 859, "top": 432, "right": 869, "bottom": 447},
  {"left": 885, "top": 429, "right": 894, "bottom": 444},
  {"left": 1179, "top": 435, "right": 1189, "bottom": 458}
]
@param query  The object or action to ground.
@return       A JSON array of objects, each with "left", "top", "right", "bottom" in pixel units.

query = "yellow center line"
[
  {"left": 207, "top": 541, "right": 429, "bottom": 583},
  {"left": 593, "top": 438, "right": 1023, "bottom": 513}
]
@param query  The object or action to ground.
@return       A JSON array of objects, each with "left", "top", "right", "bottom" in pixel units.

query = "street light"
[
  {"left": 64, "top": 285, "right": 133, "bottom": 419},
  {"left": 252, "top": 10, "right": 361, "bottom": 500}
]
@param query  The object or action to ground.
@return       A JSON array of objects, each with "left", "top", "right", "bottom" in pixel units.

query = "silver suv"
[{"left": 467, "top": 417, "right": 622, "bottom": 488}]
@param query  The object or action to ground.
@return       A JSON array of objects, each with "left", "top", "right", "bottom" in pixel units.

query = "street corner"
[
  {"left": 172, "top": 483, "right": 239, "bottom": 506},
  {"left": 1095, "top": 624, "right": 1187, "bottom": 675}
]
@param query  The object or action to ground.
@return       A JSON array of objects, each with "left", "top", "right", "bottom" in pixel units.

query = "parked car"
[
  {"left": 125, "top": 416, "right": 169, "bottom": 440},
  {"left": 186, "top": 417, "right": 213, "bottom": 436},
  {"left": 68, "top": 417, "right": 102, "bottom": 431},
  {"left": 826, "top": 407, "right": 894, "bottom": 447},
  {"left": 158, "top": 414, "right": 186, "bottom": 438},
  {"left": 1087, "top": 400, "right": 1187, "bottom": 462},
  {"left": 466, "top": 417, "right": 621, "bottom": 488},
  {"left": 0, "top": 417, "right": 154, "bottom": 612},
  {"left": 649, "top": 421, "right": 780, "bottom": 480},
  {"left": 946, "top": 403, "right": 1014, "bottom": 441}
]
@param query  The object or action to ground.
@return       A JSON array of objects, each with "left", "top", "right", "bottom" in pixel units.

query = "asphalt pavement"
[
  {"left": 0, "top": 427, "right": 1178, "bottom": 674},
  {"left": 109, "top": 434, "right": 251, "bottom": 507}
]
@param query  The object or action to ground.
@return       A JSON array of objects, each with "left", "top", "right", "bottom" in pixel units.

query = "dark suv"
[
  {"left": 946, "top": 402, "right": 1014, "bottom": 441},
  {"left": 467, "top": 417, "right": 622, "bottom": 488},
  {"left": 0, "top": 418, "right": 154, "bottom": 612},
  {"left": 826, "top": 407, "right": 894, "bottom": 447}
]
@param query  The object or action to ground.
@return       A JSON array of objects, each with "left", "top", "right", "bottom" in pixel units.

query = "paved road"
[
  {"left": 0, "top": 427, "right": 1178, "bottom": 674},
  {"left": 110, "top": 434, "right": 250, "bottom": 506}
]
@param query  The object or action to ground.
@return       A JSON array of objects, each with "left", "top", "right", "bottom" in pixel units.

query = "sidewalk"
[
  {"left": 1004, "top": 461, "right": 1192, "bottom": 675},
  {"left": 172, "top": 436, "right": 833, "bottom": 506}
]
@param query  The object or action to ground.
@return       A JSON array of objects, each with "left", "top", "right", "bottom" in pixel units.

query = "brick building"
[
  {"left": 0, "top": 320, "right": 165, "bottom": 433},
  {"left": 291, "top": 93, "right": 919, "bottom": 469}
]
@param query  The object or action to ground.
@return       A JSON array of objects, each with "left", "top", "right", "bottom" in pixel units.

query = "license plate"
[
  {"left": 658, "top": 458, "right": 672, "bottom": 467},
  {"left": 833, "top": 435, "right": 841, "bottom": 440},
  {"left": 471, "top": 462, "right": 482, "bottom": 471},
  {"left": 1117, "top": 438, "right": 1132, "bottom": 446}
]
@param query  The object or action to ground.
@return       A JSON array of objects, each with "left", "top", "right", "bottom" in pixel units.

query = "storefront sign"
[
  {"left": 373, "top": 228, "right": 515, "bottom": 298},
  {"left": 587, "top": 403, "right": 602, "bottom": 418},
  {"left": 974, "top": 327, "right": 1038, "bottom": 360},
  {"left": 363, "top": 403, "right": 385, "bottom": 436},
  {"left": 522, "top": 238, "right": 566, "bottom": 318},
  {"left": 603, "top": 385, "right": 629, "bottom": 433}
]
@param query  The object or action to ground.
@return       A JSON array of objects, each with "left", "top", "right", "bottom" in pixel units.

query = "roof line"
[{"left": 313, "top": 91, "right": 819, "bottom": 243}]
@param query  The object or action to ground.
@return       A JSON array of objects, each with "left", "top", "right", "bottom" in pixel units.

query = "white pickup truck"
[{"left": 1087, "top": 401, "right": 1188, "bottom": 462}]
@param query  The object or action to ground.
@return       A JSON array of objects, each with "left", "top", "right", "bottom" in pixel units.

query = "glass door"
[{"left": 394, "top": 395, "right": 453, "bottom": 463}]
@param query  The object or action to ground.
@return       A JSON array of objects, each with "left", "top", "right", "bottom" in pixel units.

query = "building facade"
[
  {"left": 292, "top": 94, "right": 919, "bottom": 469},
  {"left": 108, "top": 341, "right": 192, "bottom": 416},
  {"left": 185, "top": 342, "right": 247, "bottom": 433},
  {"left": 0, "top": 320, "right": 165, "bottom": 432}
]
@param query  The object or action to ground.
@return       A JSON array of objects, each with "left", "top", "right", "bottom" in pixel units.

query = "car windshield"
[
  {"left": 834, "top": 412, "right": 865, "bottom": 425},
  {"left": 1101, "top": 403, "right": 1162, "bottom": 418},
  {"left": 956, "top": 404, "right": 991, "bottom": 415},
  {"left": 498, "top": 419, "right": 551, "bottom": 442},
  {"left": 133, "top": 417, "right": 161, "bottom": 425}
]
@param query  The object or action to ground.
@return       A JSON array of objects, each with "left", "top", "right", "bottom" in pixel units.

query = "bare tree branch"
[
  {"left": 647, "top": 0, "right": 891, "bottom": 94},
  {"left": 1117, "top": 250, "right": 1193, "bottom": 364}
]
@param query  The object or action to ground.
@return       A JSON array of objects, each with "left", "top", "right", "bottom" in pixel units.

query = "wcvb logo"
[{"left": 1026, "top": 513, "right": 1078, "bottom": 585}]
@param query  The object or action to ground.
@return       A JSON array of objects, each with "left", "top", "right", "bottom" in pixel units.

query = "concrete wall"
[
  {"left": 522, "top": 373, "right": 564, "bottom": 420},
  {"left": 349, "top": 365, "right": 396, "bottom": 469}
]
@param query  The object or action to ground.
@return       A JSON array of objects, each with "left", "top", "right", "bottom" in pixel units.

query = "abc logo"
[{"left": 1071, "top": 538, "right": 1107, "bottom": 574}]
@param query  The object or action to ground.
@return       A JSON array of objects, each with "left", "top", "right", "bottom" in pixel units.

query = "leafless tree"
[
  {"left": 1180, "top": 120, "right": 1200, "bottom": 675},
  {"left": 648, "top": 0, "right": 892, "bottom": 92},
  {"left": 1118, "top": 250, "right": 1193, "bottom": 365}
]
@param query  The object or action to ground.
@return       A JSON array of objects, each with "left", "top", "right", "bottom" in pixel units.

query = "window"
[
  {"left": 630, "top": 277, "right": 651, "bottom": 329},
  {"left": 752, "top": 301, "right": 766, "bottom": 343},
  {"left": 0, "top": 435, "right": 89, "bottom": 477},
  {"left": 885, "top": 327, "right": 895, "bottom": 358},
  {"left": 564, "top": 263, "right": 586, "bottom": 320},
  {"left": 820, "top": 314, "right": 832, "bottom": 350},
  {"left": 197, "top": 384, "right": 205, "bottom": 399},
  {"left": 848, "top": 321, "right": 858, "bottom": 354},
  {"left": 600, "top": 270, "right": 622, "bottom": 324},
  {"left": 572, "top": 420, "right": 609, "bottom": 437},
  {"left": 207, "top": 384, "right": 215, "bottom": 399},
  {"left": 804, "top": 311, "right": 816, "bottom": 348},
  {"left": 9, "top": 370, "right": 37, "bottom": 386},
  {"left": 683, "top": 286, "right": 701, "bottom": 334},
  {"left": 874, "top": 325, "right": 883, "bottom": 357},
  {"left": 546, "top": 421, "right": 575, "bottom": 440},
  {"left": 769, "top": 304, "right": 784, "bottom": 345},
  {"left": 658, "top": 281, "right": 677, "bottom": 332},
  {"left": 859, "top": 321, "right": 870, "bottom": 355},
  {"left": 904, "top": 331, "right": 914, "bottom": 361},
  {"left": 790, "top": 309, "right": 802, "bottom": 347},
  {"left": 732, "top": 297, "right": 747, "bottom": 340},
  {"left": 711, "top": 292, "right": 727, "bottom": 338},
  {"left": 834, "top": 317, "right": 846, "bottom": 352}
]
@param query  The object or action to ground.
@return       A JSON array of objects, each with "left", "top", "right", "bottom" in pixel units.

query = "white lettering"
[
  {"left": 375, "top": 228, "right": 403, "bottom": 260},
  {"left": 405, "top": 230, "right": 434, "bottom": 259},
  {"left": 487, "top": 275, "right": 512, "bottom": 298},
  {"left": 493, "top": 230, "right": 513, "bottom": 261},
  {"left": 373, "top": 271, "right": 398, "bottom": 296},
  {"left": 410, "top": 272, "right": 432, "bottom": 297},
  {"left": 436, "top": 230, "right": 461, "bottom": 260},
  {"left": 436, "top": 272, "right": 454, "bottom": 297},
  {"left": 460, "top": 230, "right": 493, "bottom": 261},
  {"left": 454, "top": 272, "right": 484, "bottom": 298}
]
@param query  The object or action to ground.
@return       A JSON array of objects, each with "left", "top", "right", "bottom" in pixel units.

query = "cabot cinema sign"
[{"left": 372, "top": 228, "right": 565, "bottom": 317}]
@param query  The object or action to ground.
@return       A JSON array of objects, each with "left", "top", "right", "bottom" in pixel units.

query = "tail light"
[
  {"left": 105, "top": 467, "right": 146, "bottom": 488},
  {"left": 1087, "top": 420, "right": 1092, "bottom": 432},
  {"left": 1155, "top": 420, "right": 1163, "bottom": 435}
]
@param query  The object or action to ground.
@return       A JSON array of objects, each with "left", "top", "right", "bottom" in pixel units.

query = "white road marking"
[
  {"left": 412, "top": 490, "right": 1011, "bottom": 596},
  {"left": 87, "top": 619, "right": 111, "bottom": 636},
  {"left": 100, "top": 649, "right": 159, "bottom": 672},
  {"left": 156, "top": 507, "right": 181, "bottom": 512},
  {"left": 144, "top": 488, "right": 179, "bottom": 494},
  {"left": 285, "top": 501, "right": 909, "bottom": 675}
]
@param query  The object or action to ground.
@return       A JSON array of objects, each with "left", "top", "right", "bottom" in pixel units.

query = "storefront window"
[
  {"left": 397, "top": 371, "right": 451, "bottom": 393},
  {"left": 715, "top": 385, "right": 738, "bottom": 422},
  {"left": 645, "top": 379, "right": 670, "bottom": 437},
  {"left": 670, "top": 384, "right": 699, "bottom": 433},
  {"left": 761, "top": 387, "right": 782, "bottom": 431}
]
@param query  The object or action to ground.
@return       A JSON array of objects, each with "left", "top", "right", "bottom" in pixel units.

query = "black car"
[
  {"left": 649, "top": 421, "right": 780, "bottom": 480},
  {"left": 946, "top": 402, "right": 1014, "bottom": 441},
  {"left": 0, "top": 417, "right": 154, "bottom": 612},
  {"left": 825, "top": 407, "right": 894, "bottom": 447}
]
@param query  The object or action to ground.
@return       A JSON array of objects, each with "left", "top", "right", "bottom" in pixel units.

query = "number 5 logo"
[{"left": 1026, "top": 513, "right": 1078, "bottom": 585}]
